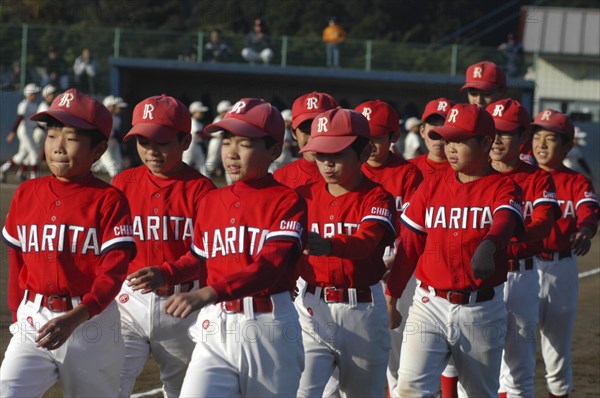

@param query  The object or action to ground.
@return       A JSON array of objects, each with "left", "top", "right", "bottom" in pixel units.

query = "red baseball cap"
[
  {"left": 429, "top": 103, "right": 495, "bottom": 141},
  {"left": 460, "top": 61, "right": 507, "bottom": 92},
  {"left": 300, "top": 107, "right": 370, "bottom": 154},
  {"left": 204, "top": 98, "right": 284, "bottom": 144},
  {"left": 354, "top": 100, "right": 399, "bottom": 137},
  {"left": 124, "top": 94, "right": 191, "bottom": 141},
  {"left": 291, "top": 91, "right": 338, "bottom": 130},
  {"left": 422, "top": 97, "right": 455, "bottom": 123},
  {"left": 485, "top": 99, "right": 531, "bottom": 132},
  {"left": 30, "top": 88, "right": 112, "bottom": 139},
  {"left": 531, "top": 109, "right": 574, "bottom": 141}
]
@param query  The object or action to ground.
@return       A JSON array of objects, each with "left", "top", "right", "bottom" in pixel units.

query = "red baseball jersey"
[
  {"left": 362, "top": 153, "right": 423, "bottom": 214},
  {"left": 2, "top": 175, "right": 135, "bottom": 317},
  {"left": 189, "top": 175, "right": 307, "bottom": 301},
  {"left": 390, "top": 168, "right": 523, "bottom": 295},
  {"left": 502, "top": 162, "right": 561, "bottom": 259},
  {"left": 297, "top": 178, "right": 396, "bottom": 288},
  {"left": 273, "top": 157, "right": 322, "bottom": 189},
  {"left": 409, "top": 154, "right": 451, "bottom": 181},
  {"left": 541, "top": 165, "right": 599, "bottom": 252},
  {"left": 112, "top": 164, "right": 215, "bottom": 282}
]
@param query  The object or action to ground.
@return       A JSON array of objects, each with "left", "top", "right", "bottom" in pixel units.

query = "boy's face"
[
  {"left": 221, "top": 135, "right": 281, "bottom": 182},
  {"left": 315, "top": 146, "right": 366, "bottom": 187},
  {"left": 467, "top": 88, "right": 503, "bottom": 108},
  {"left": 292, "top": 125, "right": 315, "bottom": 162},
  {"left": 369, "top": 134, "right": 395, "bottom": 164},
  {"left": 136, "top": 135, "right": 191, "bottom": 178},
  {"left": 26, "top": 93, "right": 37, "bottom": 102},
  {"left": 532, "top": 129, "right": 571, "bottom": 170},
  {"left": 420, "top": 122, "right": 446, "bottom": 159},
  {"left": 444, "top": 136, "right": 491, "bottom": 174},
  {"left": 45, "top": 126, "right": 106, "bottom": 181},
  {"left": 490, "top": 129, "right": 523, "bottom": 164}
]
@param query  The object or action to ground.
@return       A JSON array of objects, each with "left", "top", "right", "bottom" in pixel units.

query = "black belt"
[
  {"left": 306, "top": 284, "right": 372, "bottom": 303},
  {"left": 537, "top": 250, "right": 572, "bottom": 262},
  {"left": 419, "top": 282, "right": 495, "bottom": 305},
  {"left": 507, "top": 257, "right": 534, "bottom": 272}
]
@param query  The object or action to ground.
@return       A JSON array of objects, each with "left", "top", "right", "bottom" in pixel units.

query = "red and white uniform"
[
  {"left": 409, "top": 153, "right": 451, "bottom": 181},
  {"left": 498, "top": 162, "right": 560, "bottom": 398},
  {"left": 112, "top": 165, "right": 215, "bottom": 398},
  {"left": 387, "top": 168, "right": 524, "bottom": 397},
  {"left": 534, "top": 166, "right": 598, "bottom": 396},
  {"left": 172, "top": 175, "right": 307, "bottom": 397},
  {"left": 273, "top": 157, "right": 322, "bottom": 189},
  {"left": 12, "top": 98, "right": 40, "bottom": 167},
  {"left": 295, "top": 178, "right": 396, "bottom": 397},
  {"left": 1, "top": 174, "right": 135, "bottom": 397}
]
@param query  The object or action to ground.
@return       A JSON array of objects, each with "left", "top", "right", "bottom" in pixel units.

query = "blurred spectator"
[
  {"left": 403, "top": 117, "right": 425, "bottom": 160},
  {"left": 322, "top": 17, "right": 346, "bottom": 68},
  {"left": 94, "top": 95, "right": 127, "bottom": 177},
  {"left": 204, "top": 29, "right": 232, "bottom": 63},
  {"left": 564, "top": 127, "right": 593, "bottom": 179},
  {"left": 42, "top": 46, "right": 69, "bottom": 89},
  {"left": 498, "top": 33, "right": 523, "bottom": 77},
  {"left": 241, "top": 18, "right": 274, "bottom": 65},
  {"left": 4, "top": 61, "right": 22, "bottom": 91},
  {"left": 269, "top": 109, "right": 294, "bottom": 172},
  {"left": 73, "top": 48, "right": 98, "bottom": 95},
  {"left": 33, "top": 84, "right": 58, "bottom": 160},
  {"left": 183, "top": 101, "right": 209, "bottom": 174},
  {"left": 205, "top": 100, "right": 232, "bottom": 179}
]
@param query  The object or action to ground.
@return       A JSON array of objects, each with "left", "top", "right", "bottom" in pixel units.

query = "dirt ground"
[{"left": 0, "top": 175, "right": 598, "bottom": 397}]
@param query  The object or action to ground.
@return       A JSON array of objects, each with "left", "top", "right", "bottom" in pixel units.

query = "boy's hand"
[
  {"left": 385, "top": 294, "right": 402, "bottom": 329},
  {"left": 164, "top": 286, "right": 217, "bottom": 319},
  {"left": 127, "top": 267, "right": 165, "bottom": 294},
  {"left": 6, "top": 131, "right": 15, "bottom": 143},
  {"left": 471, "top": 240, "right": 496, "bottom": 280},
  {"left": 304, "top": 232, "right": 331, "bottom": 256},
  {"left": 36, "top": 305, "right": 89, "bottom": 350},
  {"left": 571, "top": 227, "right": 593, "bottom": 256}
]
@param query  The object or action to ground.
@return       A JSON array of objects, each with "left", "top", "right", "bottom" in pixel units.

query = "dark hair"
[
  {"left": 176, "top": 132, "right": 188, "bottom": 142},
  {"left": 349, "top": 136, "right": 370, "bottom": 156},
  {"left": 222, "top": 130, "right": 278, "bottom": 148},
  {"left": 297, "top": 120, "right": 312, "bottom": 134},
  {"left": 424, "top": 114, "right": 445, "bottom": 126},
  {"left": 46, "top": 118, "right": 107, "bottom": 148}
]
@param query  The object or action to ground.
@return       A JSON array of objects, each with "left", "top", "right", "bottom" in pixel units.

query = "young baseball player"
[
  {"left": 111, "top": 94, "right": 216, "bottom": 398},
  {"left": 530, "top": 109, "right": 599, "bottom": 398},
  {"left": 273, "top": 91, "right": 338, "bottom": 189},
  {"left": 294, "top": 107, "right": 396, "bottom": 397},
  {"left": 162, "top": 98, "right": 307, "bottom": 397},
  {"left": 183, "top": 100, "right": 208, "bottom": 174},
  {"left": 386, "top": 103, "right": 524, "bottom": 397},
  {"left": 409, "top": 97, "right": 455, "bottom": 180},
  {"left": 355, "top": 99, "right": 423, "bottom": 395},
  {"left": 487, "top": 99, "right": 561, "bottom": 398},
  {"left": 33, "top": 84, "right": 58, "bottom": 160},
  {"left": 461, "top": 61, "right": 507, "bottom": 109},
  {"left": 1, "top": 88, "right": 135, "bottom": 397},
  {"left": 1, "top": 83, "right": 41, "bottom": 183}
]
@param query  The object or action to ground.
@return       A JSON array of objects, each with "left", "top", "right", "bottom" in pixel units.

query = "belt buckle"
[
  {"left": 323, "top": 287, "right": 343, "bottom": 303},
  {"left": 222, "top": 300, "right": 239, "bottom": 314},
  {"left": 47, "top": 295, "right": 67, "bottom": 312},
  {"left": 446, "top": 291, "right": 466, "bottom": 305}
]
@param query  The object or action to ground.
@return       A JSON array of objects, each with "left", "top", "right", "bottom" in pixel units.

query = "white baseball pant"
[
  {"left": 1, "top": 294, "right": 124, "bottom": 397},
  {"left": 180, "top": 291, "right": 304, "bottom": 397},
  {"left": 536, "top": 254, "right": 578, "bottom": 396},
  {"left": 394, "top": 281, "right": 506, "bottom": 398},
  {"left": 12, "top": 123, "right": 39, "bottom": 166}
]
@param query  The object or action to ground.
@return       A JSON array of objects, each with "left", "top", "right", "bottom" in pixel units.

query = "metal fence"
[{"left": 0, "top": 23, "right": 525, "bottom": 97}]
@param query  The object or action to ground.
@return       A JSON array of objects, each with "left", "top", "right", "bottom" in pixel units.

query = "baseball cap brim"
[
  {"left": 493, "top": 119, "right": 522, "bottom": 132},
  {"left": 292, "top": 113, "right": 320, "bottom": 130},
  {"left": 530, "top": 122, "right": 569, "bottom": 137},
  {"left": 124, "top": 123, "right": 182, "bottom": 142},
  {"left": 460, "top": 81, "right": 503, "bottom": 92},
  {"left": 299, "top": 135, "right": 357, "bottom": 154},
  {"left": 428, "top": 125, "right": 473, "bottom": 142},
  {"left": 204, "top": 118, "right": 269, "bottom": 139},
  {"left": 30, "top": 109, "right": 97, "bottom": 131}
]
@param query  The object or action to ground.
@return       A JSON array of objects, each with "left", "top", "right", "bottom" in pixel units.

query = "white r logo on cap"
[
  {"left": 448, "top": 109, "right": 459, "bottom": 123},
  {"left": 473, "top": 67, "right": 483, "bottom": 78},
  {"left": 541, "top": 110, "right": 552, "bottom": 121},
  {"left": 317, "top": 117, "right": 328, "bottom": 133},
  {"left": 306, "top": 97, "right": 318, "bottom": 110},
  {"left": 361, "top": 108, "right": 372, "bottom": 120},
  {"left": 230, "top": 101, "right": 247, "bottom": 114},
  {"left": 143, "top": 104, "right": 154, "bottom": 120},
  {"left": 437, "top": 101, "right": 448, "bottom": 112},
  {"left": 492, "top": 105, "right": 504, "bottom": 117},
  {"left": 58, "top": 93, "right": 74, "bottom": 108}
]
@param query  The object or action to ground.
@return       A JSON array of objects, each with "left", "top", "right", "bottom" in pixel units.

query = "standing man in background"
[{"left": 322, "top": 17, "right": 346, "bottom": 68}]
